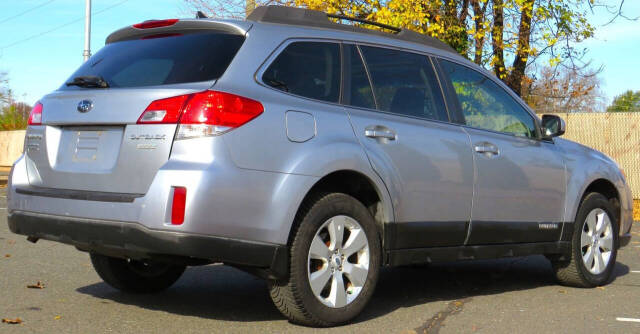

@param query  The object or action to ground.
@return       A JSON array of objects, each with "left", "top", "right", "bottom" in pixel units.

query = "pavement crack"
[{"left": 414, "top": 297, "right": 472, "bottom": 334}]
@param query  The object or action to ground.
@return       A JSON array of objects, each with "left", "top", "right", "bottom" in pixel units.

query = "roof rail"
[
  {"left": 246, "top": 5, "right": 456, "bottom": 54},
  {"left": 326, "top": 13, "right": 400, "bottom": 33}
]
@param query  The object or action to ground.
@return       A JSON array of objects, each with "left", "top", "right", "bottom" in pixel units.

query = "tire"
[
  {"left": 90, "top": 253, "right": 186, "bottom": 293},
  {"left": 268, "top": 193, "right": 381, "bottom": 327},
  {"left": 551, "top": 192, "right": 619, "bottom": 287}
]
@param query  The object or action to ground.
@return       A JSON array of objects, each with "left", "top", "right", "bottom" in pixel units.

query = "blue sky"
[
  {"left": 0, "top": 0, "right": 185, "bottom": 104},
  {"left": 1, "top": 0, "right": 639, "bottom": 108}
]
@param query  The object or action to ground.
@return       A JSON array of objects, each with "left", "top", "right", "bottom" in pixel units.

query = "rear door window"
[
  {"left": 262, "top": 42, "right": 341, "bottom": 103},
  {"left": 359, "top": 46, "right": 448, "bottom": 121},
  {"left": 62, "top": 32, "right": 245, "bottom": 89}
]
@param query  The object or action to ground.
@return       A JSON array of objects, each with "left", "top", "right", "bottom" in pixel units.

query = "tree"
[
  {"left": 184, "top": 0, "right": 631, "bottom": 96},
  {"left": 0, "top": 72, "right": 30, "bottom": 130},
  {"left": 183, "top": 0, "right": 261, "bottom": 18},
  {"left": 0, "top": 72, "right": 10, "bottom": 106},
  {"left": 0, "top": 103, "right": 31, "bottom": 131},
  {"left": 522, "top": 66, "right": 605, "bottom": 113},
  {"left": 607, "top": 90, "right": 640, "bottom": 112}
]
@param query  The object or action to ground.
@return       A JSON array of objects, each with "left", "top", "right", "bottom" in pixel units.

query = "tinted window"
[
  {"left": 263, "top": 42, "right": 341, "bottom": 103},
  {"left": 359, "top": 46, "right": 448, "bottom": 121},
  {"left": 345, "top": 45, "right": 376, "bottom": 109},
  {"left": 440, "top": 60, "right": 537, "bottom": 138},
  {"left": 63, "top": 32, "right": 244, "bottom": 89}
]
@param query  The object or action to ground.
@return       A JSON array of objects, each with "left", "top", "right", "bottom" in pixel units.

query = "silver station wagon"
[{"left": 6, "top": 5, "right": 633, "bottom": 327}]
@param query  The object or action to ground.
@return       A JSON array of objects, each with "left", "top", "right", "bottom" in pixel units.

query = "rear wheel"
[
  {"left": 90, "top": 253, "right": 186, "bottom": 293},
  {"left": 268, "top": 193, "right": 381, "bottom": 327},
  {"left": 551, "top": 192, "right": 618, "bottom": 287}
]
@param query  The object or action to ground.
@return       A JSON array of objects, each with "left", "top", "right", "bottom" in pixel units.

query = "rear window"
[
  {"left": 262, "top": 42, "right": 341, "bottom": 103},
  {"left": 62, "top": 32, "right": 244, "bottom": 89}
]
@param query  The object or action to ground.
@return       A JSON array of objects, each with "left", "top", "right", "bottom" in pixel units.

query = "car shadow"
[
  {"left": 356, "top": 255, "right": 630, "bottom": 323},
  {"left": 76, "top": 255, "right": 630, "bottom": 324}
]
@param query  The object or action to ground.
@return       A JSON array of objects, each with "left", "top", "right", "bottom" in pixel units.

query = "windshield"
[{"left": 61, "top": 32, "right": 245, "bottom": 89}]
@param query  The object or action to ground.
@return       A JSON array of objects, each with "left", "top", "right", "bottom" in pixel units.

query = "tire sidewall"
[
  {"left": 572, "top": 193, "right": 619, "bottom": 286},
  {"left": 90, "top": 253, "right": 185, "bottom": 293},
  {"left": 291, "top": 193, "right": 381, "bottom": 325}
]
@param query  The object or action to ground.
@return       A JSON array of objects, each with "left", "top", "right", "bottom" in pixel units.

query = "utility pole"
[{"left": 83, "top": 0, "right": 91, "bottom": 62}]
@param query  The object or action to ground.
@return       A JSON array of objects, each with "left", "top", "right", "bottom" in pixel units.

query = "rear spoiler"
[{"left": 105, "top": 19, "right": 252, "bottom": 44}]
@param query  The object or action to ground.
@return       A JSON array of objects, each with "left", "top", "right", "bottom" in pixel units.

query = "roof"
[{"left": 246, "top": 5, "right": 457, "bottom": 54}]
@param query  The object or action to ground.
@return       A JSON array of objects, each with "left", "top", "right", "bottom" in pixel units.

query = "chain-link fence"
[{"left": 550, "top": 112, "right": 640, "bottom": 198}]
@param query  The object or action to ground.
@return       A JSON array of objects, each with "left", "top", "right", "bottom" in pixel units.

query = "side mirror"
[{"left": 541, "top": 114, "right": 566, "bottom": 139}]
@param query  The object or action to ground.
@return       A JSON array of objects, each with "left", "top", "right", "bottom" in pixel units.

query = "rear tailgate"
[{"left": 23, "top": 20, "right": 249, "bottom": 194}]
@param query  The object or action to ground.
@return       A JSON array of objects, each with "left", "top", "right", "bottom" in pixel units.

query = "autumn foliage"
[{"left": 184, "top": 0, "right": 626, "bottom": 111}]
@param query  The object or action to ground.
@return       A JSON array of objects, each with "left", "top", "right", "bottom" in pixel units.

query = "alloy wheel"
[
  {"left": 580, "top": 208, "right": 614, "bottom": 275},
  {"left": 307, "top": 215, "right": 370, "bottom": 308}
]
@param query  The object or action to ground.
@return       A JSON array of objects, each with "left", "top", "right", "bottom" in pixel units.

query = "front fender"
[{"left": 556, "top": 139, "right": 630, "bottom": 228}]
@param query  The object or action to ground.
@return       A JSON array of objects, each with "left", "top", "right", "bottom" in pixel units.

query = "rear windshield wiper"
[{"left": 66, "top": 75, "right": 110, "bottom": 88}]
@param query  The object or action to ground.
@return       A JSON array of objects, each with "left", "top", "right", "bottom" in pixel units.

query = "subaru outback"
[{"left": 6, "top": 5, "right": 633, "bottom": 327}]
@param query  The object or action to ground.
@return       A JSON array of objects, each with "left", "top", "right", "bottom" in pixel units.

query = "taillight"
[
  {"left": 137, "top": 95, "right": 190, "bottom": 124},
  {"left": 133, "top": 19, "right": 179, "bottom": 29},
  {"left": 138, "top": 91, "right": 264, "bottom": 139},
  {"left": 171, "top": 186, "right": 186, "bottom": 225},
  {"left": 28, "top": 102, "right": 43, "bottom": 125},
  {"left": 181, "top": 91, "right": 264, "bottom": 127}
]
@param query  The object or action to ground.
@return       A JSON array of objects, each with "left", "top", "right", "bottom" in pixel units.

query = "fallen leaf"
[
  {"left": 3, "top": 254, "right": 10, "bottom": 258},
  {"left": 597, "top": 286, "right": 605, "bottom": 290},
  {"left": 26, "top": 281, "right": 45, "bottom": 289},
  {"left": 2, "top": 318, "right": 23, "bottom": 324},
  {"left": 54, "top": 315, "right": 61, "bottom": 320},
  {"left": 558, "top": 290, "right": 567, "bottom": 294}
]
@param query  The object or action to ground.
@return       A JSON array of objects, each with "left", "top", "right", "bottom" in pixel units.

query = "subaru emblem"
[{"left": 77, "top": 100, "right": 93, "bottom": 113}]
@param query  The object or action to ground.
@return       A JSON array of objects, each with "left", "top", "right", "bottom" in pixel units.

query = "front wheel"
[
  {"left": 551, "top": 192, "right": 619, "bottom": 287},
  {"left": 90, "top": 253, "right": 186, "bottom": 293},
  {"left": 268, "top": 193, "right": 381, "bottom": 327}
]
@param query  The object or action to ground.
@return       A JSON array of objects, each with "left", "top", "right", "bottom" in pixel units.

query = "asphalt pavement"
[{"left": 2, "top": 186, "right": 640, "bottom": 333}]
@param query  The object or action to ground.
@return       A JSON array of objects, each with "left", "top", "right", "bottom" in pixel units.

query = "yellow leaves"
[
  {"left": 549, "top": 56, "right": 561, "bottom": 67},
  {"left": 2, "top": 318, "right": 23, "bottom": 325},
  {"left": 26, "top": 281, "right": 45, "bottom": 289}
]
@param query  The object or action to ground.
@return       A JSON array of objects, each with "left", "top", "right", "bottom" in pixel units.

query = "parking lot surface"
[{"left": 2, "top": 186, "right": 640, "bottom": 333}]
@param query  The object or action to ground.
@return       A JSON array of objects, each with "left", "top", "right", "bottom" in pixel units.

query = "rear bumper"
[{"left": 8, "top": 211, "right": 288, "bottom": 278}]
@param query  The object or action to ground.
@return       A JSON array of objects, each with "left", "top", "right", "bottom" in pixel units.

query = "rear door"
[
  {"left": 344, "top": 44, "right": 474, "bottom": 249},
  {"left": 437, "top": 59, "right": 566, "bottom": 244},
  {"left": 24, "top": 25, "right": 246, "bottom": 194}
]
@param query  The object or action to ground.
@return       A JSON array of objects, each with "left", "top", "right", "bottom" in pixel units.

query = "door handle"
[
  {"left": 365, "top": 127, "right": 396, "bottom": 140},
  {"left": 474, "top": 142, "right": 499, "bottom": 156}
]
